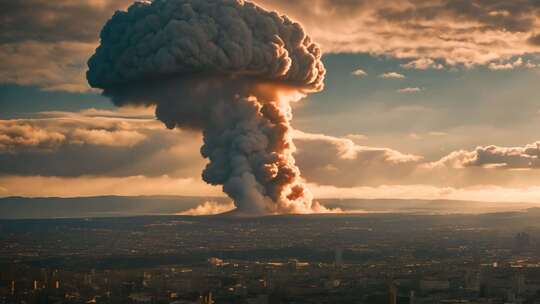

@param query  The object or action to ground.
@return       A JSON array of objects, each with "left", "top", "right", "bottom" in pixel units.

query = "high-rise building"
[
  {"left": 409, "top": 290, "right": 415, "bottom": 304},
  {"left": 335, "top": 247, "right": 343, "bottom": 267},
  {"left": 200, "top": 291, "right": 214, "bottom": 304},
  {"left": 41, "top": 268, "right": 49, "bottom": 288},
  {"left": 388, "top": 283, "right": 397, "bottom": 304},
  {"left": 513, "top": 232, "right": 531, "bottom": 253}
]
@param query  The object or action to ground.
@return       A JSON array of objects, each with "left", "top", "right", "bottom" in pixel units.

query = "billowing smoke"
[{"left": 87, "top": 0, "right": 328, "bottom": 215}]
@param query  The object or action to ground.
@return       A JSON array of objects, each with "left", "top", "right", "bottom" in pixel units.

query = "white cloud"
[
  {"left": 401, "top": 58, "right": 444, "bottom": 70},
  {"left": 351, "top": 68, "right": 368, "bottom": 77},
  {"left": 488, "top": 57, "right": 539, "bottom": 71},
  {"left": 380, "top": 72, "right": 405, "bottom": 79},
  {"left": 488, "top": 57, "right": 524, "bottom": 70},
  {"left": 398, "top": 87, "right": 422, "bottom": 93}
]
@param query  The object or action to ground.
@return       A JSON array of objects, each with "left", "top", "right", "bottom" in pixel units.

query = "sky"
[{"left": 1, "top": 0, "right": 540, "bottom": 204}]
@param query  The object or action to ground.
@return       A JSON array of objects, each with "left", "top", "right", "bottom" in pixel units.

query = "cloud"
[
  {"left": 528, "top": 34, "right": 540, "bottom": 46},
  {"left": 408, "top": 131, "right": 448, "bottom": 140},
  {"left": 0, "top": 115, "right": 150, "bottom": 152},
  {"left": 488, "top": 57, "right": 524, "bottom": 70},
  {"left": 352, "top": 69, "right": 368, "bottom": 77},
  {"left": 380, "top": 72, "right": 405, "bottom": 79},
  {"left": 345, "top": 133, "right": 369, "bottom": 141},
  {"left": 401, "top": 58, "right": 444, "bottom": 70},
  {"left": 6, "top": 110, "right": 540, "bottom": 194},
  {"left": 0, "top": 122, "right": 66, "bottom": 152},
  {"left": 398, "top": 87, "right": 423, "bottom": 93},
  {"left": 0, "top": 41, "right": 96, "bottom": 91},
  {"left": 0, "top": 110, "right": 205, "bottom": 177},
  {"left": 308, "top": 183, "right": 540, "bottom": 204},
  {"left": 2, "top": 0, "right": 540, "bottom": 91},
  {"left": 5, "top": 111, "right": 540, "bottom": 199},
  {"left": 428, "top": 131, "right": 448, "bottom": 137},
  {"left": 0, "top": 112, "right": 423, "bottom": 188},
  {"left": 257, "top": 0, "right": 540, "bottom": 66},
  {"left": 429, "top": 141, "right": 540, "bottom": 169},
  {"left": 178, "top": 201, "right": 236, "bottom": 216},
  {"left": 292, "top": 130, "right": 422, "bottom": 187},
  {"left": 78, "top": 107, "right": 155, "bottom": 119},
  {"left": 0, "top": 0, "right": 132, "bottom": 91},
  {"left": 488, "top": 57, "right": 538, "bottom": 70},
  {"left": 85, "top": 0, "right": 331, "bottom": 215},
  {"left": 0, "top": 0, "right": 132, "bottom": 44},
  {"left": 70, "top": 128, "right": 146, "bottom": 147}
]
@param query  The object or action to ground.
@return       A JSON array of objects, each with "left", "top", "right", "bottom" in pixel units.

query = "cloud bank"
[
  {"left": 430, "top": 142, "right": 540, "bottom": 169},
  {"left": 258, "top": 0, "right": 540, "bottom": 66},
  {"left": 1, "top": 0, "right": 539, "bottom": 91},
  {"left": 4, "top": 111, "right": 540, "bottom": 204}
]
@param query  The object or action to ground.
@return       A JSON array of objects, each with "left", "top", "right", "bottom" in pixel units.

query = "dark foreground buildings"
[{"left": 3, "top": 210, "right": 540, "bottom": 303}]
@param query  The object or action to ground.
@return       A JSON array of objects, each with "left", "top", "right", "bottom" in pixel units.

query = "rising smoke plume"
[{"left": 87, "top": 0, "right": 328, "bottom": 215}]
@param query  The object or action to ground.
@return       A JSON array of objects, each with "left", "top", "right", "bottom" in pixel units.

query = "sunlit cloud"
[
  {"left": 401, "top": 58, "right": 444, "bottom": 70},
  {"left": 309, "top": 183, "right": 540, "bottom": 205},
  {"left": 398, "top": 87, "right": 423, "bottom": 93},
  {"left": 428, "top": 141, "right": 540, "bottom": 169},
  {"left": 258, "top": 0, "right": 540, "bottom": 67},
  {"left": 345, "top": 133, "right": 368, "bottom": 141},
  {"left": 0, "top": 110, "right": 204, "bottom": 178},
  {"left": 351, "top": 68, "right": 368, "bottom": 77},
  {"left": 0, "top": 122, "right": 66, "bottom": 152},
  {"left": 4, "top": 111, "right": 540, "bottom": 201},
  {"left": 2, "top": 0, "right": 539, "bottom": 91},
  {"left": 380, "top": 72, "right": 405, "bottom": 79},
  {"left": 487, "top": 57, "right": 538, "bottom": 70}
]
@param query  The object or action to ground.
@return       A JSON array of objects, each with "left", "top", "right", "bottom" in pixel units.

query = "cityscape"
[{"left": 2, "top": 210, "right": 540, "bottom": 303}]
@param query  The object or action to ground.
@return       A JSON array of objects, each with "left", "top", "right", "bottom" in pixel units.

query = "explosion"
[{"left": 87, "top": 0, "right": 328, "bottom": 215}]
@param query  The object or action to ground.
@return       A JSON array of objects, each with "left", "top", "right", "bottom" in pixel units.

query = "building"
[
  {"left": 335, "top": 247, "right": 343, "bottom": 267},
  {"left": 388, "top": 282, "right": 397, "bottom": 304}
]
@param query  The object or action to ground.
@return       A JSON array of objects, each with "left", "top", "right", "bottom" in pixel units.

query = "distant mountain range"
[
  {"left": 0, "top": 196, "right": 228, "bottom": 219},
  {"left": 0, "top": 196, "right": 537, "bottom": 219}
]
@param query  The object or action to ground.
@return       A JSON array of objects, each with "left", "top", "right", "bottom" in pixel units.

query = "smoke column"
[{"left": 87, "top": 0, "right": 328, "bottom": 215}]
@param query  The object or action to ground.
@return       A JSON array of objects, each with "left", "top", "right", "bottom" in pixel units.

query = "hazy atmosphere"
[{"left": 4, "top": 1, "right": 540, "bottom": 304}]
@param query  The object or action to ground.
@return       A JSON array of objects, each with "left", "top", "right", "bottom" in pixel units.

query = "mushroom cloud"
[{"left": 87, "top": 0, "right": 329, "bottom": 215}]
